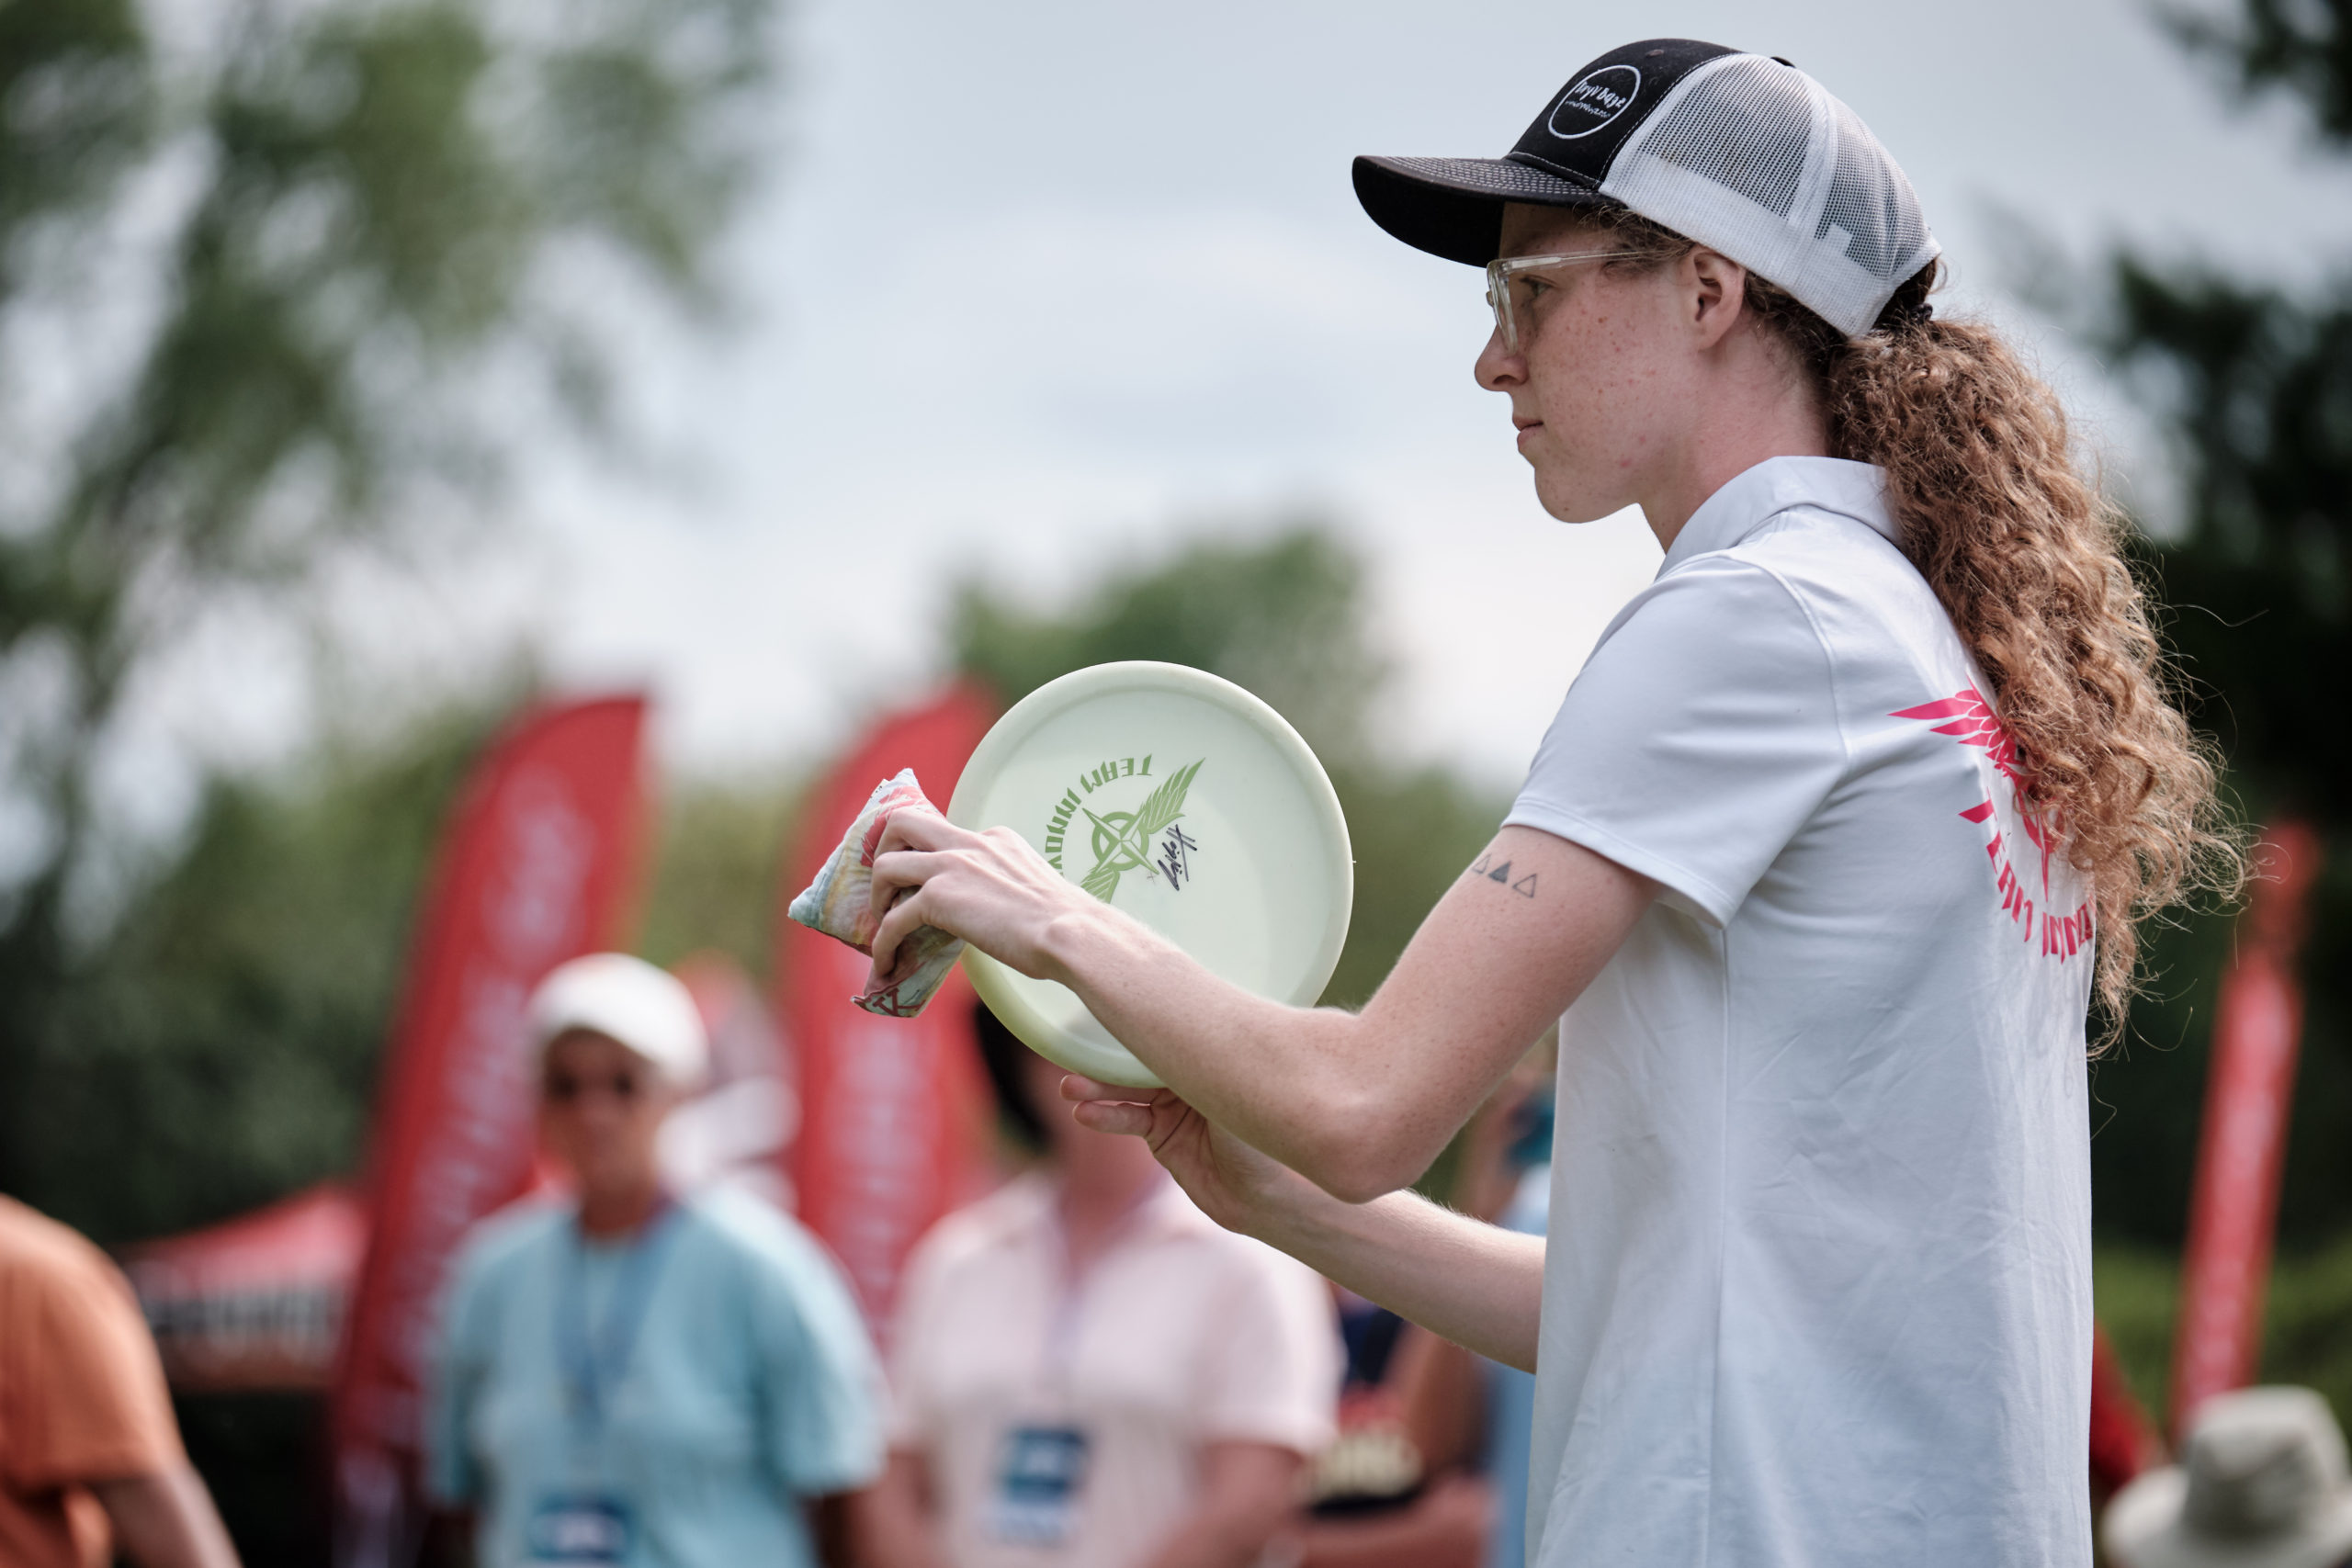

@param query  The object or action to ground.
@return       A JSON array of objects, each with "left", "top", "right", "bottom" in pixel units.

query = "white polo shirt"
[
  {"left": 1504, "top": 457, "right": 2094, "bottom": 1567},
  {"left": 887, "top": 1172, "right": 1339, "bottom": 1568}
]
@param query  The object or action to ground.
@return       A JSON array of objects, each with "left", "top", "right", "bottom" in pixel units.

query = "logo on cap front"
[{"left": 1546, "top": 64, "right": 1641, "bottom": 139}]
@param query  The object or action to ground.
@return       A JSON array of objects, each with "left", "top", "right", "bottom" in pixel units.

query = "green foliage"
[
  {"left": 948, "top": 524, "right": 1508, "bottom": 1045},
  {"left": 1320, "top": 764, "right": 1506, "bottom": 1010},
  {"left": 2104, "top": 272, "right": 2352, "bottom": 814},
  {"left": 0, "top": 0, "right": 780, "bottom": 1198},
  {"left": 2168, "top": 0, "right": 2352, "bottom": 143},
  {"left": 2262, "top": 1235, "right": 2352, "bottom": 1422},
  {"left": 952, "top": 527, "right": 1389, "bottom": 764},
  {"left": 18, "top": 696, "right": 504, "bottom": 1244},
  {"left": 2079, "top": 64, "right": 2352, "bottom": 1247},
  {"left": 2095, "top": 1245, "right": 2182, "bottom": 1422},
  {"left": 2097, "top": 1238, "right": 2352, "bottom": 1437},
  {"left": 635, "top": 773, "right": 801, "bottom": 978},
  {"left": 0, "top": 0, "right": 149, "bottom": 305},
  {"left": 2089, "top": 904, "right": 2237, "bottom": 1246}
]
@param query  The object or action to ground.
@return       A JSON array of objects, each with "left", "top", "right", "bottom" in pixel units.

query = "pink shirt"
[{"left": 888, "top": 1173, "right": 1340, "bottom": 1568}]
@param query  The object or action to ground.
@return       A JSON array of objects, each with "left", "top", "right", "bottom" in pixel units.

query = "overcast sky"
[{"left": 129, "top": 0, "right": 2352, "bottom": 815}]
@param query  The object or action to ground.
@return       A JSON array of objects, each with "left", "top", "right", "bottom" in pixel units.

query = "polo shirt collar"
[{"left": 1658, "top": 457, "right": 1895, "bottom": 575}]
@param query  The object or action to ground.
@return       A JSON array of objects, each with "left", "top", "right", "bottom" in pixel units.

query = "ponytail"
[{"left": 1590, "top": 213, "right": 2242, "bottom": 1035}]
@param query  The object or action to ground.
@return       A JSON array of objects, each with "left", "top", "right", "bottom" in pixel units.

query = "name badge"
[
  {"left": 985, "top": 1425, "right": 1091, "bottom": 1547},
  {"left": 526, "top": 1494, "right": 633, "bottom": 1563}
]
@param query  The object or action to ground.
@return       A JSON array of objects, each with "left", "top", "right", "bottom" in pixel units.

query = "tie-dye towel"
[{"left": 786, "top": 769, "right": 967, "bottom": 1018}]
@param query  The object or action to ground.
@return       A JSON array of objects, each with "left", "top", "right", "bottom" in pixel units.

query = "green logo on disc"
[{"left": 1042, "top": 755, "right": 1205, "bottom": 905}]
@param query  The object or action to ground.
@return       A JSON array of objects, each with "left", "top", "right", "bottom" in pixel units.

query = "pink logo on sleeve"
[{"left": 1895, "top": 687, "right": 2090, "bottom": 963}]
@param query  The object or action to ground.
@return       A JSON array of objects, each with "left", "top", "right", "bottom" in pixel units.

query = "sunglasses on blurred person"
[{"left": 542, "top": 1065, "right": 653, "bottom": 1105}]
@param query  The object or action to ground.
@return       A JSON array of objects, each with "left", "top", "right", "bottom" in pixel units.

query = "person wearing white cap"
[
  {"left": 864, "top": 36, "right": 2240, "bottom": 1568},
  {"left": 2108, "top": 1389, "right": 2352, "bottom": 1568},
  {"left": 424, "top": 953, "right": 885, "bottom": 1568}
]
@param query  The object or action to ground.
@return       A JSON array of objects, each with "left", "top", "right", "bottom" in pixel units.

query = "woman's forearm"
[
  {"left": 873, "top": 817, "right": 1648, "bottom": 1204},
  {"left": 1249, "top": 1183, "right": 1544, "bottom": 1372},
  {"left": 1040, "top": 829, "right": 1651, "bottom": 1202},
  {"left": 1044, "top": 912, "right": 1408, "bottom": 1195}
]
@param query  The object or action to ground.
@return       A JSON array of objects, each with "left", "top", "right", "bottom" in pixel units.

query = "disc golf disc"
[{"left": 947, "top": 662, "right": 1353, "bottom": 1087}]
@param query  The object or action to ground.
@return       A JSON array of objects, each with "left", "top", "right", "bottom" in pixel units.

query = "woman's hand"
[
  {"left": 1058, "top": 1074, "right": 1331, "bottom": 1239},
  {"left": 1063, "top": 1077, "right": 1551, "bottom": 1375},
  {"left": 865, "top": 809, "right": 1093, "bottom": 983}
]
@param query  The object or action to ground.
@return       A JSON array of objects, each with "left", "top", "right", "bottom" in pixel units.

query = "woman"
[
  {"left": 863, "top": 39, "right": 2237, "bottom": 1568},
  {"left": 859, "top": 1005, "right": 1337, "bottom": 1568},
  {"left": 425, "top": 953, "right": 884, "bottom": 1568}
]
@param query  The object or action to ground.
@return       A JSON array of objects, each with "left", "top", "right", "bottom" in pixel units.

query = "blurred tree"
[
  {"left": 0, "top": 0, "right": 779, "bottom": 1199},
  {"left": 21, "top": 676, "right": 808, "bottom": 1247},
  {"left": 2082, "top": 0, "right": 2352, "bottom": 1249},
  {"left": 954, "top": 529, "right": 1389, "bottom": 765},
  {"left": 26, "top": 692, "right": 507, "bottom": 1242},
  {"left": 950, "top": 525, "right": 1510, "bottom": 1047},
  {"left": 636, "top": 772, "right": 802, "bottom": 977}
]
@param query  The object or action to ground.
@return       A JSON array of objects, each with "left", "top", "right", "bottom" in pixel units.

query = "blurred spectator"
[
  {"left": 425, "top": 953, "right": 883, "bottom": 1567},
  {"left": 0, "top": 1195, "right": 241, "bottom": 1568},
  {"left": 860, "top": 1005, "right": 1339, "bottom": 1568},
  {"left": 2104, "top": 1386, "right": 2352, "bottom": 1568},
  {"left": 1292, "top": 1288, "right": 1487, "bottom": 1568}
]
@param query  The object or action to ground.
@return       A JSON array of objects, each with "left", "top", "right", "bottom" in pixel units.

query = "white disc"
[{"left": 947, "top": 662, "right": 1353, "bottom": 1087}]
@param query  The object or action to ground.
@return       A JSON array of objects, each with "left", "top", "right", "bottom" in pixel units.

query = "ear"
[{"left": 1683, "top": 247, "right": 1749, "bottom": 350}]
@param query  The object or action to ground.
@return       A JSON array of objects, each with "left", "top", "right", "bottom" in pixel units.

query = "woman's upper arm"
[{"left": 1342, "top": 825, "right": 1653, "bottom": 1190}]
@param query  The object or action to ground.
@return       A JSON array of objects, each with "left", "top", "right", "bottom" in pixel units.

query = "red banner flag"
[
  {"left": 2088, "top": 1323, "right": 2165, "bottom": 1497},
  {"left": 330, "top": 695, "right": 650, "bottom": 1568},
  {"left": 2169, "top": 821, "right": 2324, "bottom": 1438},
  {"left": 780, "top": 684, "right": 997, "bottom": 1339}
]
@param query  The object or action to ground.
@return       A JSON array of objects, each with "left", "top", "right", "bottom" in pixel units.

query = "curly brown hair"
[{"left": 1580, "top": 208, "right": 2242, "bottom": 1035}]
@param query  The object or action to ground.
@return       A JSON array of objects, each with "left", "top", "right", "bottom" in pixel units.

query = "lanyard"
[{"left": 557, "top": 1204, "right": 682, "bottom": 1435}]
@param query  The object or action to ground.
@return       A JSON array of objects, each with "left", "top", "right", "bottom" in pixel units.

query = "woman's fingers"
[
  {"left": 867, "top": 885, "right": 933, "bottom": 977},
  {"left": 1060, "top": 1074, "right": 1174, "bottom": 1140},
  {"left": 864, "top": 809, "right": 960, "bottom": 929},
  {"left": 866, "top": 848, "right": 950, "bottom": 928},
  {"left": 1059, "top": 1073, "right": 1151, "bottom": 1105},
  {"left": 1071, "top": 1099, "right": 1156, "bottom": 1137},
  {"left": 870, "top": 806, "right": 957, "bottom": 859},
  {"left": 858, "top": 811, "right": 1092, "bottom": 981}
]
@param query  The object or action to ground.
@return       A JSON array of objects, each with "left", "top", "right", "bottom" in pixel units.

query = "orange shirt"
[{"left": 0, "top": 1196, "right": 186, "bottom": 1568}]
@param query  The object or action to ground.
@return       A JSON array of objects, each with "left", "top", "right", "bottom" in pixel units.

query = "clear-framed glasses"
[{"left": 1485, "top": 249, "right": 1643, "bottom": 353}]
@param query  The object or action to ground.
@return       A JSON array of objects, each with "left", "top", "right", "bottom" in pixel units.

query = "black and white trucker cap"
[{"left": 1353, "top": 39, "right": 1939, "bottom": 338}]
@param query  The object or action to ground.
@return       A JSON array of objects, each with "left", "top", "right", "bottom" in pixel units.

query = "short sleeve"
[
  {"left": 1192, "top": 1242, "right": 1340, "bottom": 1456},
  {"left": 1505, "top": 558, "right": 1848, "bottom": 927},
  {"left": 0, "top": 1245, "right": 183, "bottom": 1489},
  {"left": 747, "top": 1218, "right": 886, "bottom": 1496},
  {"left": 422, "top": 1235, "right": 496, "bottom": 1507}
]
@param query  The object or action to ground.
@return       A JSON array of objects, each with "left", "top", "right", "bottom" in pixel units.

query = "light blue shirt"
[
  {"left": 1483, "top": 1166, "right": 1547, "bottom": 1568},
  {"left": 426, "top": 1187, "right": 885, "bottom": 1568}
]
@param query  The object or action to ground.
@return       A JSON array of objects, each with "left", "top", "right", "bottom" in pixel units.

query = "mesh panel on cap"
[
  {"left": 1598, "top": 54, "right": 1937, "bottom": 337},
  {"left": 1817, "top": 97, "right": 1933, "bottom": 283},
  {"left": 1634, "top": 57, "right": 1815, "bottom": 220}
]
